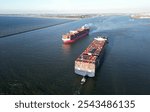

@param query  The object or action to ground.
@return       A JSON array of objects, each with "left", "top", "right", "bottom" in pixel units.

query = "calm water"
[
  {"left": 0, "top": 16, "right": 72, "bottom": 38},
  {"left": 0, "top": 15, "right": 150, "bottom": 95}
]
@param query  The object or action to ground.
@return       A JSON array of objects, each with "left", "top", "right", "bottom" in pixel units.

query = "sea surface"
[{"left": 0, "top": 15, "right": 150, "bottom": 95}]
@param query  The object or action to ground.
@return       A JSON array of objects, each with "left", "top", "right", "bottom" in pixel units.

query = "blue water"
[
  {"left": 0, "top": 15, "right": 150, "bottom": 94},
  {"left": 0, "top": 16, "right": 72, "bottom": 37}
]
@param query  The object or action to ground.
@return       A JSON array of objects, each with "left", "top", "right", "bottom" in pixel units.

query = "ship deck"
[
  {"left": 62, "top": 27, "right": 89, "bottom": 39},
  {"left": 76, "top": 38, "right": 106, "bottom": 63}
]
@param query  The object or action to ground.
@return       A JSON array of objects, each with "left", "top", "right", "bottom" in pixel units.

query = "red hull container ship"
[
  {"left": 75, "top": 36, "right": 108, "bottom": 77},
  {"left": 62, "top": 26, "right": 89, "bottom": 43}
]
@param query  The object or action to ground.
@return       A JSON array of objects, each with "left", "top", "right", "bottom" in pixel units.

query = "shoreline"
[
  {"left": 130, "top": 13, "right": 150, "bottom": 19},
  {"left": 0, "top": 14, "right": 97, "bottom": 20}
]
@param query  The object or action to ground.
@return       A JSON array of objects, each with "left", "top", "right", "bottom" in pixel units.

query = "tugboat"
[{"left": 80, "top": 77, "right": 86, "bottom": 85}]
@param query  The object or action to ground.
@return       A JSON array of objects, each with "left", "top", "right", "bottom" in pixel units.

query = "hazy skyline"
[{"left": 0, "top": 0, "right": 150, "bottom": 14}]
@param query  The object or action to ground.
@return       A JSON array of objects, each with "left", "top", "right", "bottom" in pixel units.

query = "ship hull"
[
  {"left": 75, "top": 69, "right": 95, "bottom": 77},
  {"left": 62, "top": 31, "right": 89, "bottom": 44}
]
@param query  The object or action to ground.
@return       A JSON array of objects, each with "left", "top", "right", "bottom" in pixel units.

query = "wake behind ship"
[
  {"left": 75, "top": 36, "right": 108, "bottom": 77},
  {"left": 62, "top": 26, "right": 89, "bottom": 43}
]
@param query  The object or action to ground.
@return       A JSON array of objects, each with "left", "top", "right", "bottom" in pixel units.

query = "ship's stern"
[{"left": 75, "top": 61, "right": 95, "bottom": 77}]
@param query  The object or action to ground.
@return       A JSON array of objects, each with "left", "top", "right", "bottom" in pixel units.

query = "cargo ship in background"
[
  {"left": 75, "top": 36, "right": 108, "bottom": 77},
  {"left": 62, "top": 26, "right": 89, "bottom": 43}
]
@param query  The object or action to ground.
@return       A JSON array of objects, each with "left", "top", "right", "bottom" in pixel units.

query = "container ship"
[
  {"left": 75, "top": 36, "right": 108, "bottom": 77},
  {"left": 62, "top": 26, "right": 89, "bottom": 43}
]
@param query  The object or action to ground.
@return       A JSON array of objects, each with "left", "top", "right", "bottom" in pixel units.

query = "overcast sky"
[{"left": 0, "top": 0, "right": 150, "bottom": 14}]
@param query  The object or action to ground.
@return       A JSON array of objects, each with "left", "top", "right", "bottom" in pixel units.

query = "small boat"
[{"left": 80, "top": 77, "right": 86, "bottom": 85}]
